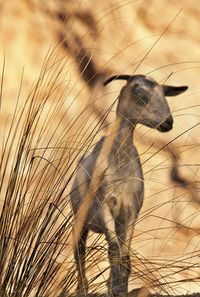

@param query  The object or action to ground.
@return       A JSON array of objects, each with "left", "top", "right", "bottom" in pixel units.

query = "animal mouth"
[
  {"left": 141, "top": 117, "right": 173, "bottom": 132},
  {"left": 157, "top": 121, "right": 173, "bottom": 132}
]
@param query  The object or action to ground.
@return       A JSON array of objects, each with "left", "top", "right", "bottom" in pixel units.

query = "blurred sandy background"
[{"left": 0, "top": 0, "right": 200, "bottom": 295}]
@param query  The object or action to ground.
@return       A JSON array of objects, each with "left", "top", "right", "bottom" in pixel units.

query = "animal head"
[{"left": 104, "top": 75, "right": 188, "bottom": 132}]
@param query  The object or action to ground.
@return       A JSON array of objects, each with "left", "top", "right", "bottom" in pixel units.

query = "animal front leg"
[
  {"left": 104, "top": 209, "right": 124, "bottom": 296},
  {"left": 116, "top": 218, "right": 135, "bottom": 295},
  {"left": 106, "top": 231, "right": 123, "bottom": 296},
  {"left": 74, "top": 227, "right": 89, "bottom": 297}
]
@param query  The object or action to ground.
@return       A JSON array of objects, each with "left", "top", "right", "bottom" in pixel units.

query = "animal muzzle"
[{"left": 158, "top": 116, "right": 173, "bottom": 132}]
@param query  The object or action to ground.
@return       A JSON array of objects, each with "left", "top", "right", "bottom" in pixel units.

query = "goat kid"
[{"left": 70, "top": 74, "right": 188, "bottom": 297}]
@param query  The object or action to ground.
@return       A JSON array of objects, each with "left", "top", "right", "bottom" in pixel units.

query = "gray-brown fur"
[{"left": 70, "top": 74, "right": 188, "bottom": 297}]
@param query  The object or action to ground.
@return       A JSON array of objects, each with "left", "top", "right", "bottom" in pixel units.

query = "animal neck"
[
  {"left": 115, "top": 116, "right": 135, "bottom": 144},
  {"left": 110, "top": 116, "right": 136, "bottom": 161}
]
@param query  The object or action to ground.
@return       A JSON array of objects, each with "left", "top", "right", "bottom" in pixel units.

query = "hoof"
[
  {"left": 108, "top": 293, "right": 128, "bottom": 297},
  {"left": 107, "top": 286, "right": 128, "bottom": 297}
]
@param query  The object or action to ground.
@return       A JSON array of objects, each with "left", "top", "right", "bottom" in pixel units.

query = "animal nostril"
[{"left": 166, "top": 116, "right": 173, "bottom": 125}]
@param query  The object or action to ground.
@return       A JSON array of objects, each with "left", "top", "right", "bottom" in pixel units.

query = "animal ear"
[{"left": 163, "top": 85, "right": 188, "bottom": 96}]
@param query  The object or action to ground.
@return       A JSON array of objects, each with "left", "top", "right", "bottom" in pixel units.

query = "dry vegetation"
[{"left": 0, "top": 0, "right": 200, "bottom": 296}]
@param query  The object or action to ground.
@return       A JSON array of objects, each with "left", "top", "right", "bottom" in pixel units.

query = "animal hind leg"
[{"left": 74, "top": 227, "right": 89, "bottom": 297}]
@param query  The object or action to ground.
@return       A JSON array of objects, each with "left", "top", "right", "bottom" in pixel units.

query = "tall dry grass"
[{"left": 0, "top": 0, "right": 200, "bottom": 296}]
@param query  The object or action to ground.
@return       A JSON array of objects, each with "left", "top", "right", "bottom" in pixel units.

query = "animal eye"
[
  {"left": 140, "top": 95, "right": 149, "bottom": 105},
  {"left": 131, "top": 83, "right": 139, "bottom": 92}
]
